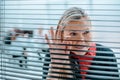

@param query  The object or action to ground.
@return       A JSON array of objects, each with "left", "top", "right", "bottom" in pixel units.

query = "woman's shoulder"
[
  {"left": 96, "top": 43, "right": 113, "bottom": 52},
  {"left": 95, "top": 43, "right": 115, "bottom": 57}
]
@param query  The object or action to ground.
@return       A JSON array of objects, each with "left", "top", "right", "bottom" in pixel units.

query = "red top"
[{"left": 72, "top": 43, "right": 96, "bottom": 79}]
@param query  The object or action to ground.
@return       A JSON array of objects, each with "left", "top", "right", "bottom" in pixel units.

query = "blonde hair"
[{"left": 55, "top": 7, "right": 90, "bottom": 41}]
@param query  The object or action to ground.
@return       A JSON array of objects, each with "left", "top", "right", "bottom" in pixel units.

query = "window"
[{"left": 0, "top": 0, "right": 120, "bottom": 79}]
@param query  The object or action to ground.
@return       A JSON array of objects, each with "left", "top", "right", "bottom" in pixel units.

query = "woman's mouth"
[{"left": 74, "top": 46, "right": 84, "bottom": 49}]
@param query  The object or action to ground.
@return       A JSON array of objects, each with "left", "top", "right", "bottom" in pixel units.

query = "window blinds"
[{"left": 0, "top": 0, "right": 120, "bottom": 80}]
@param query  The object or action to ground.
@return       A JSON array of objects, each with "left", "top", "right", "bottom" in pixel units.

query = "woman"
[{"left": 45, "top": 7, "right": 119, "bottom": 80}]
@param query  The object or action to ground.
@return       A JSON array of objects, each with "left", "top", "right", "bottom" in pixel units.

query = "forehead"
[{"left": 64, "top": 20, "right": 91, "bottom": 31}]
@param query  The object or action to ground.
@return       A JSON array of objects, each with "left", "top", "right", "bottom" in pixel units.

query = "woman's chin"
[
  {"left": 71, "top": 51, "right": 86, "bottom": 55},
  {"left": 71, "top": 47, "right": 89, "bottom": 55}
]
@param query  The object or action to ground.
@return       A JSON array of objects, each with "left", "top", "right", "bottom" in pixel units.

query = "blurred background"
[{"left": 0, "top": 0, "right": 120, "bottom": 80}]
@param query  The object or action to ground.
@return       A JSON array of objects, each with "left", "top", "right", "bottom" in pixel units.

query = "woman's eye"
[
  {"left": 83, "top": 31, "right": 90, "bottom": 34},
  {"left": 70, "top": 32, "right": 77, "bottom": 36}
]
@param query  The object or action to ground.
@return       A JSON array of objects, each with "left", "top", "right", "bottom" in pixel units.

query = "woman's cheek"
[{"left": 85, "top": 33, "right": 92, "bottom": 41}]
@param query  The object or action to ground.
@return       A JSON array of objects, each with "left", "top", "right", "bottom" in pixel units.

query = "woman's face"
[{"left": 63, "top": 17, "right": 92, "bottom": 55}]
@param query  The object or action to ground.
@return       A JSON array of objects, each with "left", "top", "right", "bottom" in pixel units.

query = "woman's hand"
[
  {"left": 45, "top": 27, "right": 71, "bottom": 62},
  {"left": 45, "top": 27, "right": 73, "bottom": 80}
]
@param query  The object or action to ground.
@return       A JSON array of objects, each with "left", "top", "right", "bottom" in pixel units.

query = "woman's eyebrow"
[
  {"left": 69, "top": 30, "right": 77, "bottom": 32},
  {"left": 69, "top": 29, "right": 90, "bottom": 32}
]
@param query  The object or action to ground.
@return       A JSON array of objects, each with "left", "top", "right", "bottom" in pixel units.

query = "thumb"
[{"left": 65, "top": 41, "right": 71, "bottom": 55}]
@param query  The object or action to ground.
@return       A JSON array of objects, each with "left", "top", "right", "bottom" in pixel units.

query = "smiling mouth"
[{"left": 74, "top": 46, "right": 84, "bottom": 49}]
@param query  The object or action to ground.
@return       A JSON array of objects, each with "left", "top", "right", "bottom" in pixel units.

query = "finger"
[
  {"left": 45, "top": 34, "right": 56, "bottom": 54},
  {"left": 50, "top": 27, "right": 55, "bottom": 40},
  {"left": 69, "top": 41, "right": 72, "bottom": 50},
  {"left": 50, "top": 27, "right": 60, "bottom": 44},
  {"left": 45, "top": 34, "right": 50, "bottom": 44},
  {"left": 68, "top": 41, "right": 72, "bottom": 53},
  {"left": 63, "top": 41, "right": 70, "bottom": 55}
]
